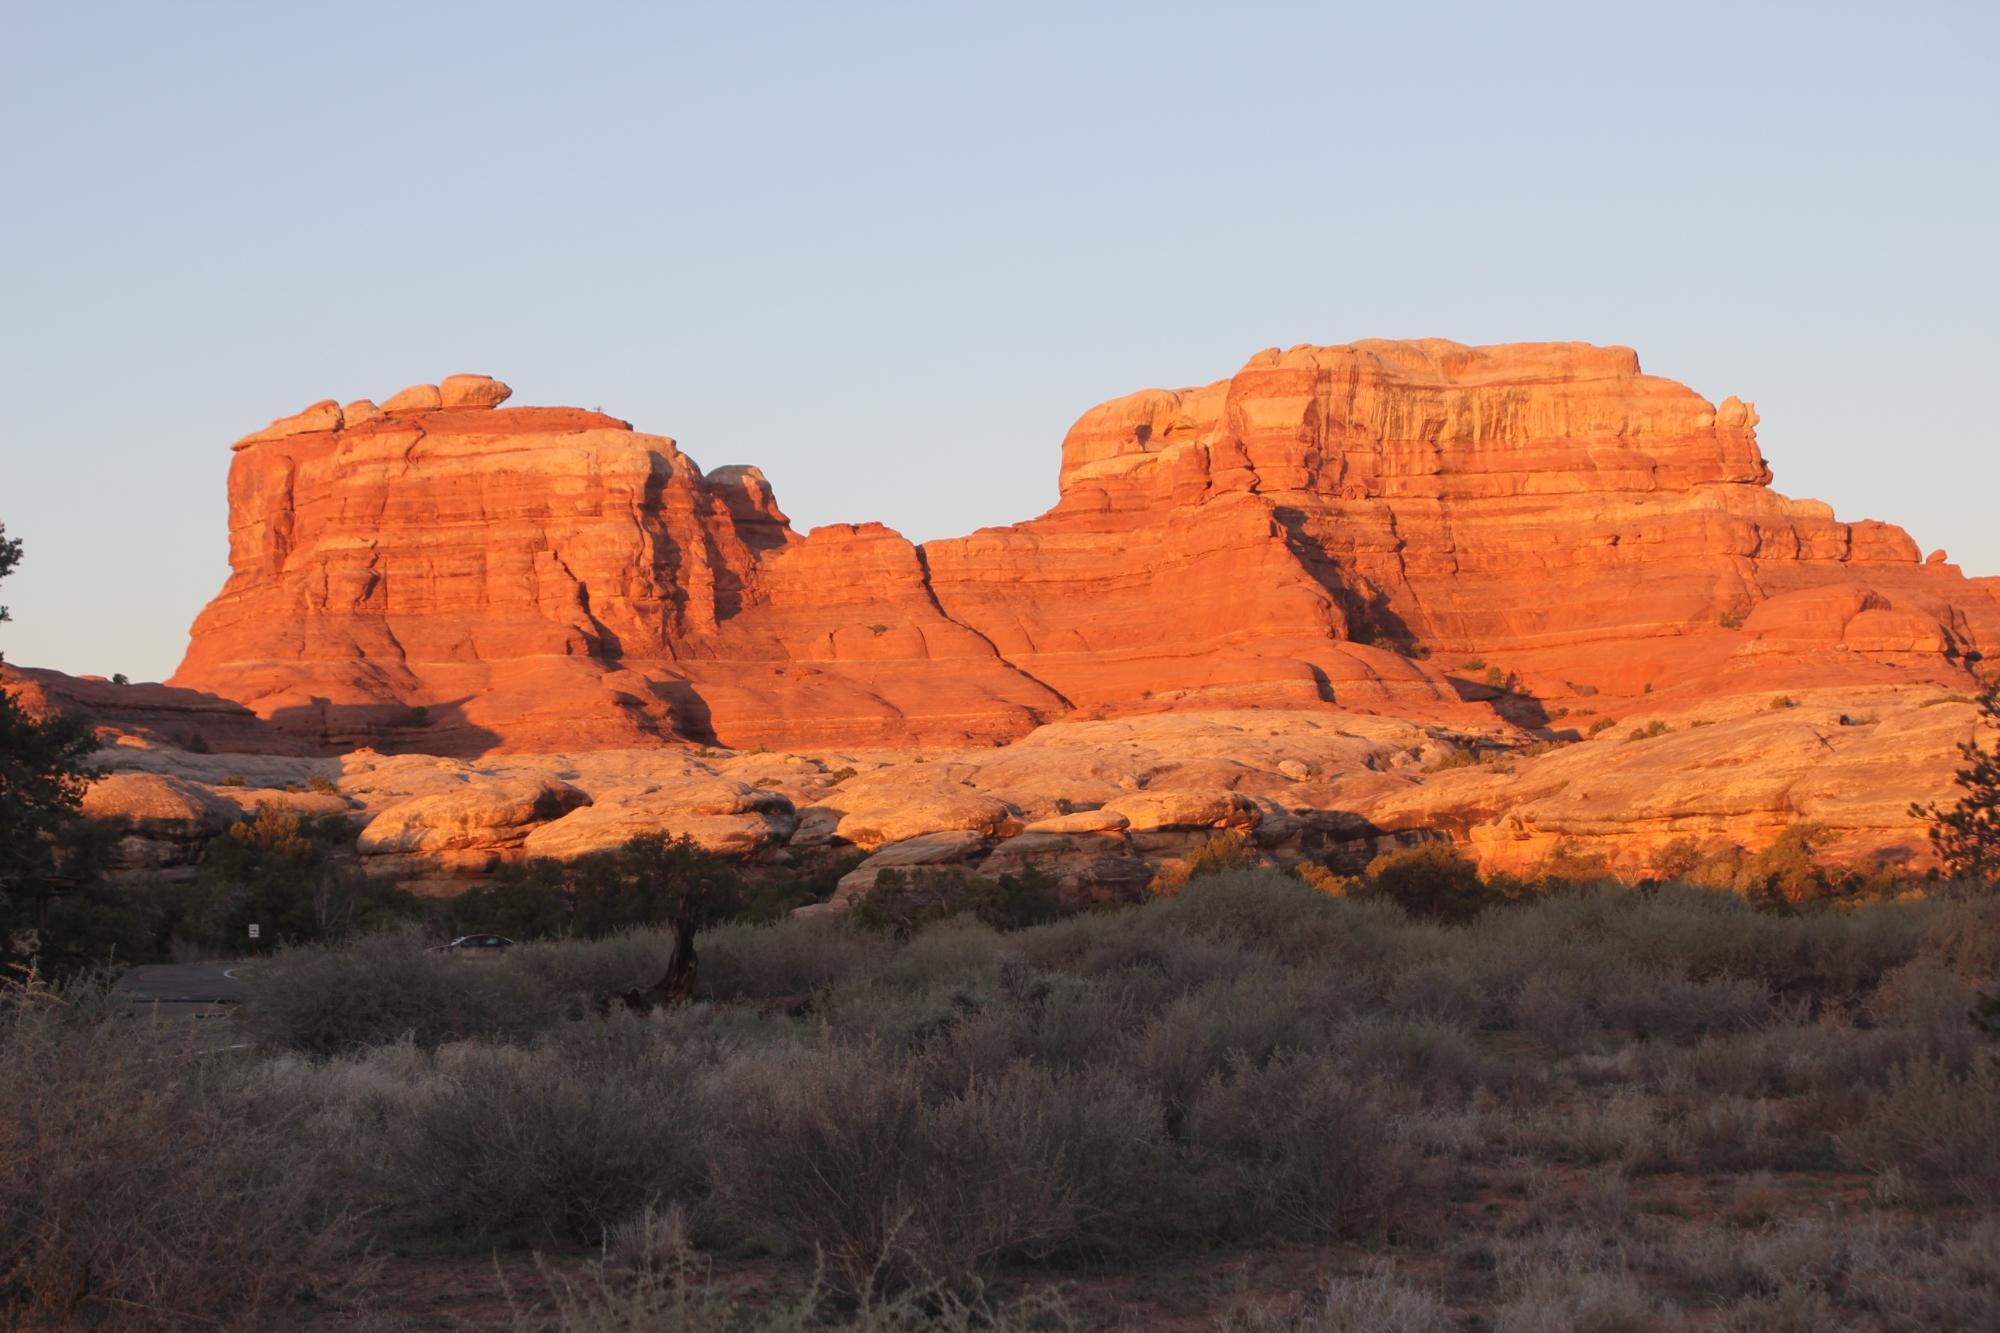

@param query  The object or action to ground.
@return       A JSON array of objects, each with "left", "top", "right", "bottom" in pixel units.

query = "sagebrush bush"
[
  {"left": 114, "top": 862, "right": 2000, "bottom": 1323},
  {"left": 1129, "top": 971, "right": 1346, "bottom": 1121},
  {"left": 700, "top": 1046, "right": 1159, "bottom": 1296},
  {"left": 1187, "top": 1054, "right": 1415, "bottom": 1240},
  {"left": 1220, "top": 1265, "right": 1455, "bottom": 1332},
  {"left": 926, "top": 971, "right": 1143, "bottom": 1083},
  {"left": 507, "top": 928, "right": 678, "bottom": 1002},
  {"left": 1336, "top": 1016, "right": 1499, "bottom": 1102},
  {"left": 246, "top": 929, "right": 563, "bottom": 1054},
  {"left": 0, "top": 978, "right": 360, "bottom": 1326},
  {"left": 1842, "top": 1059, "right": 2000, "bottom": 1205},
  {"left": 365, "top": 1023, "right": 712, "bottom": 1246},
  {"left": 1365, "top": 843, "right": 1491, "bottom": 922},
  {"left": 695, "top": 916, "right": 895, "bottom": 1000}
]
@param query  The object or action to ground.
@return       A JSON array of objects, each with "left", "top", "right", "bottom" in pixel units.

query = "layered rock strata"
[{"left": 168, "top": 349, "right": 1999, "bottom": 755}]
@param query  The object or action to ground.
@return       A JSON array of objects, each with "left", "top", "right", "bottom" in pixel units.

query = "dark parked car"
[{"left": 431, "top": 934, "right": 517, "bottom": 954}]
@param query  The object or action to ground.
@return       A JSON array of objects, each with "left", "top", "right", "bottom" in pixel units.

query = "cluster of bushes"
[
  {"left": 8, "top": 865, "right": 2000, "bottom": 1325},
  {"left": 444, "top": 842, "right": 861, "bottom": 942},
  {"left": 18, "top": 812, "right": 868, "bottom": 977},
  {"left": 1321, "top": 825, "right": 1913, "bottom": 924},
  {"left": 849, "top": 865, "right": 1067, "bottom": 936}
]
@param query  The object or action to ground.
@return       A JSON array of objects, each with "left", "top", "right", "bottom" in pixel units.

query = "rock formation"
[
  {"left": 64, "top": 685, "right": 1988, "bottom": 894},
  {"left": 16, "top": 341, "right": 1993, "bottom": 888},
  {"left": 167, "top": 348, "right": 1998, "bottom": 756}
]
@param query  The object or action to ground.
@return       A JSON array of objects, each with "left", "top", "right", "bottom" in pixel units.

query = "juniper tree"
[
  {"left": 0, "top": 524, "right": 99, "bottom": 944},
  {"left": 1912, "top": 682, "right": 2000, "bottom": 884}
]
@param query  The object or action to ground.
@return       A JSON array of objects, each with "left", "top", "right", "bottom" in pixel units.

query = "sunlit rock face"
[{"left": 166, "top": 347, "right": 1995, "bottom": 757}]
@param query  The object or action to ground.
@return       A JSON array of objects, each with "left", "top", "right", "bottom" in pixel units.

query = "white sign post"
[{"left": 248, "top": 923, "right": 260, "bottom": 941}]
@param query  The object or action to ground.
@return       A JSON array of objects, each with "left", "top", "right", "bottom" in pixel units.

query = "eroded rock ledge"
[{"left": 76, "top": 689, "right": 1984, "bottom": 895}]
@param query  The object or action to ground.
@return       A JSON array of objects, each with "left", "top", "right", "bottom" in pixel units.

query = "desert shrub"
[
  {"left": 1842, "top": 1058, "right": 2000, "bottom": 1205},
  {"left": 1624, "top": 719, "right": 1672, "bottom": 742},
  {"left": 1586, "top": 716, "right": 1618, "bottom": 736},
  {"left": 1509, "top": 971, "right": 1599, "bottom": 1054},
  {"left": 702, "top": 1046, "right": 1158, "bottom": 1296},
  {"left": 0, "top": 973, "right": 359, "bottom": 1325},
  {"left": 818, "top": 976, "right": 996, "bottom": 1055},
  {"left": 1421, "top": 746, "right": 1485, "bottom": 772},
  {"left": 1294, "top": 861, "right": 1357, "bottom": 896},
  {"left": 29, "top": 871, "right": 166, "bottom": 975},
  {"left": 454, "top": 836, "right": 750, "bottom": 947},
  {"left": 1144, "top": 867, "right": 1395, "bottom": 966},
  {"left": 1529, "top": 840, "right": 1616, "bottom": 889},
  {"left": 1220, "top": 1265, "right": 1454, "bottom": 1333},
  {"left": 440, "top": 858, "right": 580, "bottom": 940},
  {"left": 1151, "top": 829, "right": 1258, "bottom": 893},
  {"left": 1647, "top": 837, "right": 1704, "bottom": 879},
  {"left": 1593, "top": 969, "right": 1773, "bottom": 1042},
  {"left": 165, "top": 801, "right": 413, "bottom": 952},
  {"left": 1337, "top": 1016, "right": 1498, "bottom": 1101},
  {"left": 976, "top": 865, "right": 1068, "bottom": 930},
  {"left": 1868, "top": 957, "right": 1980, "bottom": 1069},
  {"left": 505, "top": 927, "right": 678, "bottom": 1001},
  {"left": 874, "top": 913, "right": 1024, "bottom": 990},
  {"left": 1494, "top": 1093, "right": 1665, "bottom": 1168},
  {"left": 851, "top": 868, "right": 983, "bottom": 936},
  {"left": 854, "top": 866, "right": 1067, "bottom": 937},
  {"left": 1914, "top": 884, "right": 2000, "bottom": 971},
  {"left": 1733, "top": 822, "right": 1843, "bottom": 905},
  {"left": 1652, "top": 1214, "right": 2000, "bottom": 1331},
  {"left": 1129, "top": 971, "right": 1347, "bottom": 1123},
  {"left": 928, "top": 972, "right": 1143, "bottom": 1082},
  {"left": 735, "top": 851, "right": 866, "bottom": 922},
  {"left": 1663, "top": 1092, "right": 1836, "bottom": 1173},
  {"left": 1186, "top": 1054, "right": 1414, "bottom": 1240},
  {"left": 527, "top": 1206, "right": 1081, "bottom": 1332},
  {"left": 695, "top": 915, "right": 895, "bottom": 1001},
  {"left": 1007, "top": 907, "right": 1268, "bottom": 1011},
  {"left": 1380, "top": 958, "right": 1485, "bottom": 1025},
  {"left": 245, "top": 930, "right": 561, "bottom": 1054},
  {"left": 1494, "top": 1262, "right": 1658, "bottom": 1333},
  {"left": 1365, "top": 843, "right": 1492, "bottom": 922},
  {"left": 363, "top": 1026, "right": 710, "bottom": 1246}
]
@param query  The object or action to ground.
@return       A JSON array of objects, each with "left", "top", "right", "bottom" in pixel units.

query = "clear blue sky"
[{"left": 3, "top": 1, "right": 1994, "bottom": 682}]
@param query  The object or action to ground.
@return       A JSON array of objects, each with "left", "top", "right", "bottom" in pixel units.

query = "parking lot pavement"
[{"left": 116, "top": 960, "right": 252, "bottom": 1052}]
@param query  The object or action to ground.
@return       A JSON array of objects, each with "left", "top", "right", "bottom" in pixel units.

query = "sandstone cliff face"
[
  {"left": 938, "top": 340, "right": 1993, "bottom": 713},
  {"left": 168, "top": 348, "right": 1994, "bottom": 756}
]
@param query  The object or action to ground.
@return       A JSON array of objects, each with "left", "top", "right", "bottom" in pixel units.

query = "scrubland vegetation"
[{"left": 10, "top": 867, "right": 2000, "bottom": 1329}]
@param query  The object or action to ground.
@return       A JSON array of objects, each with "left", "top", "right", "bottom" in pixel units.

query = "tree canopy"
[{"left": 0, "top": 523, "right": 99, "bottom": 951}]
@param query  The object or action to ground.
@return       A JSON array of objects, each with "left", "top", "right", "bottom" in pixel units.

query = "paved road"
[
  {"left": 117, "top": 960, "right": 249, "bottom": 1005},
  {"left": 117, "top": 960, "right": 252, "bottom": 1051}
]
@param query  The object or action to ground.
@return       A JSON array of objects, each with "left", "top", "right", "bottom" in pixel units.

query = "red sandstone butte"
[{"left": 167, "top": 349, "right": 1999, "bottom": 754}]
